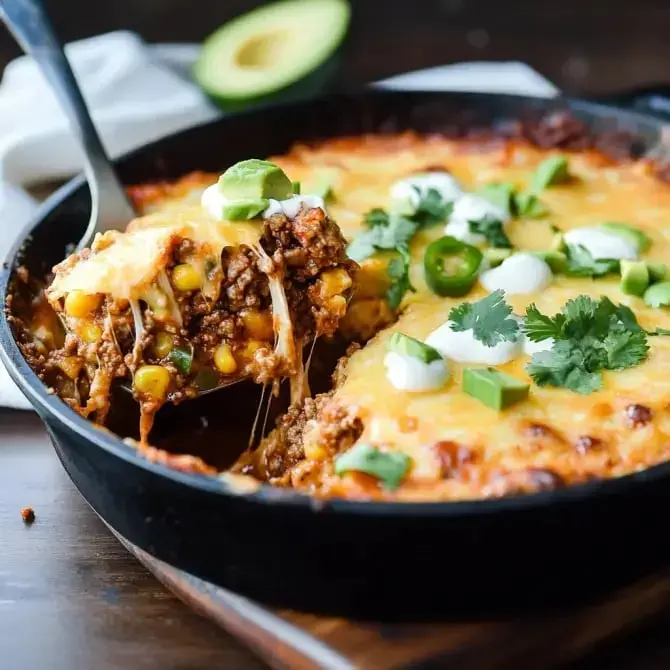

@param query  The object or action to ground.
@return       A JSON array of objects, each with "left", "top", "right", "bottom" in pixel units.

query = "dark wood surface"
[
  {"left": 3, "top": 408, "right": 670, "bottom": 669},
  {"left": 0, "top": 0, "right": 668, "bottom": 97}
]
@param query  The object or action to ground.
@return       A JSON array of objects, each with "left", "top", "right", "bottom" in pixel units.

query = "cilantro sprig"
[
  {"left": 347, "top": 188, "right": 452, "bottom": 309},
  {"left": 523, "top": 296, "right": 650, "bottom": 394},
  {"left": 564, "top": 245, "right": 620, "bottom": 278},
  {"left": 449, "top": 289, "right": 520, "bottom": 347},
  {"left": 468, "top": 216, "right": 513, "bottom": 249}
]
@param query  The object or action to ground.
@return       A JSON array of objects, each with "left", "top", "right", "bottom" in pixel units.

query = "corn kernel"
[
  {"left": 303, "top": 439, "right": 327, "bottom": 461},
  {"left": 327, "top": 295, "right": 347, "bottom": 314},
  {"left": 241, "top": 340, "right": 264, "bottom": 361},
  {"left": 154, "top": 332, "right": 174, "bottom": 358},
  {"left": 241, "top": 309, "right": 274, "bottom": 340},
  {"left": 319, "top": 268, "right": 352, "bottom": 299},
  {"left": 64, "top": 290, "right": 102, "bottom": 318},
  {"left": 57, "top": 356, "right": 82, "bottom": 380},
  {"left": 134, "top": 365, "right": 171, "bottom": 399},
  {"left": 213, "top": 343, "right": 238, "bottom": 374},
  {"left": 79, "top": 323, "right": 102, "bottom": 343},
  {"left": 172, "top": 264, "right": 202, "bottom": 292}
]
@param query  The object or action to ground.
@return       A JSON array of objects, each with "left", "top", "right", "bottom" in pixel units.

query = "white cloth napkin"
[{"left": 0, "top": 30, "right": 558, "bottom": 410}]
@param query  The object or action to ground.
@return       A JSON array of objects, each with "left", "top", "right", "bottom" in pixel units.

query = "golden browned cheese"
[{"left": 243, "top": 133, "right": 670, "bottom": 502}]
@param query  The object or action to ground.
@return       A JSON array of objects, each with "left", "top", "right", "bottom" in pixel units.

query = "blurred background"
[{"left": 0, "top": 0, "right": 668, "bottom": 96}]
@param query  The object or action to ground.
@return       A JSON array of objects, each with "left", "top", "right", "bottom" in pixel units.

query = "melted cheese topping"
[
  {"left": 264, "top": 134, "right": 670, "bottom": 499},
  {"left": 48, "top": 207, "right": 262, "bottom": 300}
]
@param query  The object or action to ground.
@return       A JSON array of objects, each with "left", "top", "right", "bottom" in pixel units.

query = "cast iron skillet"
[{"left": 3, "top": 90, "right": 670, "bottom": 621}]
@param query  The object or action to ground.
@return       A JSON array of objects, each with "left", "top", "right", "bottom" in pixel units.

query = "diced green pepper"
[
  {"left": 387, "top": 332, "right": 442, "bottom": 364},
  {"left": 423, "top": 235, "right": 483, "bottom": 297}
]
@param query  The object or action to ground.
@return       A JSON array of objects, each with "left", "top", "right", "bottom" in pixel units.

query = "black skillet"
[{"left": 3, "top": 89, "right": 670, "bottom": 621}]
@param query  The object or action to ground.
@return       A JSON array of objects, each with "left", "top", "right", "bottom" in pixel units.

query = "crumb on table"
[{"left": 21, "top": 507, "right": 35, "bottom": 524}]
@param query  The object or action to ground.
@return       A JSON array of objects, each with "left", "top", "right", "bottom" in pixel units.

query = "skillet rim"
[{"left": 2, "top": 88, "right": 669, "bottom": 517}]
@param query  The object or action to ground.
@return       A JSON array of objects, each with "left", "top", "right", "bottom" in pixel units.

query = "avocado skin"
[
  {"left": 198, "top": 47, "right": 345, "bottom": 113},
  {"left": 620, "top": 260, "right": 650, "bottom": 297}
]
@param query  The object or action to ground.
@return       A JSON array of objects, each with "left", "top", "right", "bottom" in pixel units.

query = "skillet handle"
[{"left": 594, "top": 85, "right": 670, "bottom": 121}]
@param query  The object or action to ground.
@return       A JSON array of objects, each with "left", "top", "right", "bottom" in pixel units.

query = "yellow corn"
[
  {"left": 134, "top": 365, "right": 171, "bottom": 399},
  {"left": 303, "top": 438, "right": 327, "bottom": 461},
  {"left": 318, "top": 268, "right": 352, "bottom": 299},
  {"left": 241, "top": 309, "right": 274, "bottom": 340},
  {"left": 327, "top": 295, "right": 347, "bottom": 314},
  {"left": 154, "top": 332, "right": 174, "bottom": 358},
  {"left": 241, "top": 340, "right": 264, "bottom": 361},
  {"left": 79, "top": 322, "right": 102, "bottom": 343},
  {"left": 213, "top": 343, "right": 238, "bottom": 374},
  {"left": 64, "top": 290, "right": 102, "bottom": 318},
  {"left": 172, "top": 264, "right": 202, "bottom": 292}
]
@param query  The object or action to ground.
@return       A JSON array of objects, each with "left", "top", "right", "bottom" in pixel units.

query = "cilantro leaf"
[
  {"left": 523, "top": 304, "right": 565, "bottom": 342},
  {"left": 449, "top": 289, "right": 519, "bottom": 347},
  {"left": 386, "top": 249, "right": 415, "bottom": 310},
  {"left": 412, "top": 187, "right": 453, "bottom": 227},
  {"left": 565, "top": 245, "right": 620, "bottom": 278},
  {"left": 524, "top": 296, "right": 650, "bottom": 395},
  {"left": 347, "top": 214, "right": 417, "bottom": 262},
  {"left": 527, "top": 340, "right": 605, "bottom": 395},
  {"left": 468, "top": 216, "right": 512, "bottom": 249},
  {"left": 603, "top": 330, "right": 649, "bottom": 370},
  {"left": 363, "top": 208, "right": 389, "bottom": 228}
]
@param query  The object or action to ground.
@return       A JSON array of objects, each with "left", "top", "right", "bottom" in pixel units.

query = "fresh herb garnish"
[
  {"left": 449, "top": 289, "right": 520, "bottom": 347},
  {"left": 386, "top": 249, "right": 416, "bottom": 310},
  {"left": 468, "top": 216, "right": 513, "bottom": 249},
  {"left": 564, "top": 244, "right": 620, "bottom": 278},
  {"left": 411, "top": 187, "right": 453, "bottom": 227},
  {"left": 348, "top": 188, "right": 453, "bottom": 309},
  {"left": 524, "top": 296, "right": 650, "bottom": 394}
]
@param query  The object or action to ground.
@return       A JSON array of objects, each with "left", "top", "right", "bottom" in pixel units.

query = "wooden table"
[{"left": 2, "top": 408, "right": 670, "bottom": 669}]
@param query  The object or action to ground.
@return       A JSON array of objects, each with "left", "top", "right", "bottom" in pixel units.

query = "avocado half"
[{"left": 193, "top": 0, "right": 350, "bottom": 111}]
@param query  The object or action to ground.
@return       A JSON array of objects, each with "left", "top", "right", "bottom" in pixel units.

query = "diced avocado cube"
[
  {"left": 600, "top": 222, "right": 652, "bottom": 253},
  {"left": 462, "top": 367, "right": 530, "bottom": 410},
  {"left": 531, "top": 156, "right": 570, "bottom": 192},
  {"left": 483, "top": 247, "right": 513, "bottom": 267},
  {"left": 221, "top": 198, "right": 269, "bottom": 221},
  {"left": 219, "top": 159, "right": 292, "bottom": 201},
  {"left": 620, "top": 260, "right": 650, "bottom": 297},
  {"left": 644, "top": 281, "right": 670, "bottom": 308},
  {"left": 531, "top": 250, "right": 568, "bottom": 274},
  {"left": 647, "top": 262, "right": 667, "bottom": 283},
  {"left": 387, "top": 332, "right": 442, "bottom": 364}
]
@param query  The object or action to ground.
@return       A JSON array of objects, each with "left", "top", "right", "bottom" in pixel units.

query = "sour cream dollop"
[
  {"left": 425, "top": 321, "right": 522, "bottom": 365},
  {"left": 522, "top": 335, "right": 554, "bottom": 356},
  {"left": 480, "top": 253, "right": 553, "bottom": 295},
  {"left": 383, "top": 351, "right": 449, "bottom": 392},
  {"left": 444, "top": 194, "right": 510, "bottom": 244},
  {"left": 389, "top": 172, "right": 463, "bottom": 210},
  {"left": 263, "top": 194, "right": 326, "bottom": 219},
  {"left": 564, "top": 227, "right": 638, "bottom": 260},
  {"left": 201, "top": 183, "right": 228, "bottom": 219}
]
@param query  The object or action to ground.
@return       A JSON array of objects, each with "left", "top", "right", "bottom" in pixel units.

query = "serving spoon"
[
  {"left": 0, "top": 0, "right": 136, "bottom": 252},
  {"left": 0, "top": 0, "right": 249, "bottom": 398}
]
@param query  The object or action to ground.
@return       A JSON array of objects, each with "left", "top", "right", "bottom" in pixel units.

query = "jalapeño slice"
[{"left": 424, "top": 235, "right": 483, "bottom": 297}]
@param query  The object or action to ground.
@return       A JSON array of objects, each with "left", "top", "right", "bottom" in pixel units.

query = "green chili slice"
[{"left": 423, "top": 235, "right": 483, "bottom": 297}]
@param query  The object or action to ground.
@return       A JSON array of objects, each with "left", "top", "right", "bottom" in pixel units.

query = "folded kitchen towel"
[{"left": 0, "top": 30, "right": 558, "bottom": 410}]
